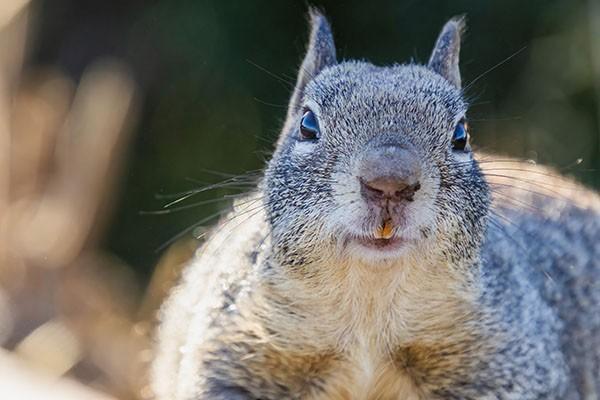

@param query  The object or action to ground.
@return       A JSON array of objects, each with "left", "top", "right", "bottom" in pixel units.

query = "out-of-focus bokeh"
[{"left": 0, "top": 0, "right": 598, "bottom": 398}]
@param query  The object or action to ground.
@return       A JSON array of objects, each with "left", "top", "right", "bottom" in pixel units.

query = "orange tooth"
[
  {"left": 381, "top": 221, "right": 394, "bottom": 239},
  {"left": 374, "top": 220, "right": 394, "bottom": 239}
]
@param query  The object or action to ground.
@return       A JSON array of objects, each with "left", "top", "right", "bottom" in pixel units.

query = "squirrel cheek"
[{"left": 292, "top": 140, "right": 317, "bottom": 157}]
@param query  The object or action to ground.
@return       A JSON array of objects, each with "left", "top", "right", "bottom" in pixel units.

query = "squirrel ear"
[
  {"left": 287, "top": 9, "right": 336, "bottom": 115},
  {"left": 428, "top": 16, "right": 465, "bottom": 88}
]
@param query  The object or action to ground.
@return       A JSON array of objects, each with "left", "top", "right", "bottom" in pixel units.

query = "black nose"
[{"left": 361, "top": 177, "right": 421, "bottom": 203}]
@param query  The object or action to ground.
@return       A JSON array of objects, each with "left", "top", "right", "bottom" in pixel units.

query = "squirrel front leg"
[
  {"left": 199, "top": 384, "right": 254, "bottom": 400},
  {"left": 189, "top": 329, "right": 341, "bottom": 400}
]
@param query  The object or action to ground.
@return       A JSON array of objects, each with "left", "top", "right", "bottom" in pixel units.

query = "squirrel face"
[{"left": 264, "top": 12, "right": 489, "bottom": 270}]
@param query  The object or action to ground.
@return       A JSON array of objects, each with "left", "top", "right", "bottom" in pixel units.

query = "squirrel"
[{"left": 151, "top": 9, "right": 600, "bottom": 400}]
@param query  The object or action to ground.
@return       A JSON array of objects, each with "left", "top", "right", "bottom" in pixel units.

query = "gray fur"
[
  {"left": 152, "top": 11, "right": 600, "bottom": 400},
  {"left": 428, "top": 16, "right": 465, "bottom": 88},
  {"left": 283, "top": 8, "right": 337, "bottom": 145}
]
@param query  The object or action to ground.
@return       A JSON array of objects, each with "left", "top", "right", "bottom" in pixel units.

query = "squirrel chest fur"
[{"left": 152, "top": 10, "right": 600, "bottom": 400}]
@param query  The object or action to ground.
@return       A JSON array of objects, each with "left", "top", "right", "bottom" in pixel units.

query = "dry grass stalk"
[{"left": 0, "top": 3, "right": 153, "bottom": 399}]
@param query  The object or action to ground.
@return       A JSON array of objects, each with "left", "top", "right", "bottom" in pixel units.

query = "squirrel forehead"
[{"left": 304, "top": 62, "right": 465, "bottom": 118}]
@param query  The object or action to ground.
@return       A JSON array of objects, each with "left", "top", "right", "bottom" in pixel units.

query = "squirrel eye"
[
  {"left": 299, "top": 110, "right": 320, "bottom": 140},
  {"left": 451, "top": 119, "right": 469, "bottom": 151}
]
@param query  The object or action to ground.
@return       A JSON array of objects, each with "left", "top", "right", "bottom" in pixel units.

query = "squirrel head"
[{"left": 264, "top": 9, "right": 489, "bottom": 271}]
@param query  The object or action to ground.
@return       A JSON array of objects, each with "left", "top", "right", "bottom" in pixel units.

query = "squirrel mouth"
[
  {"left": 351, "top": 222, "right": 405, "bottom": 251},
  {"left": 353, "top": 235, "right": 404, "bottom": 251},
  {"left": 374, "top": 219, "right": 394, "bottom": 239},
  {"left": 345, "top": 220, "right": 411, "bottom": 253},
  {"left": 360, "top": 219, "right": 402, "bottom": 249}
]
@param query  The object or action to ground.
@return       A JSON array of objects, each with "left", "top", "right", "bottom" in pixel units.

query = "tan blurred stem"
[
  {"left": 10, "top": 72, "right": 73, "bottom": 201},
  {"left": 0, "top": 1, "right": 28, "bottom": 269},
  {"left": 58, "top": 252, "right": 148, "bottom": 398},
  {"left": 0, "top": 348, "right": 116, "bottom": 400},
  {"left": 14, "top": 62, "right": 137, "bottom": 268},
  {"left": 0, "top": 0, "right": 29, "bottom": 29}
]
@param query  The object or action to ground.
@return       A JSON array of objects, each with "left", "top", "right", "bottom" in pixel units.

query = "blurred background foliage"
[{"left": 32, "top": 0, "right": 600, "bottom": 281}]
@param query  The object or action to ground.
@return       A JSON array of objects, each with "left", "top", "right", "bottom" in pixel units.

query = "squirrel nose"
[
  {"left": 361, "top": 177, "right": 421, "bottom": 203},
  {"left": 357, "top": 144, "right": 421, "bottom": 205}
]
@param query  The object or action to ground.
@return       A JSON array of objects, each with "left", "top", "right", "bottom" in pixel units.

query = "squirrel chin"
[
  {"left": 354, "top": 236, "right": 404, "bottom": 249},
  {"left": 343, "top": 234, "right": 415, "bottom": 263}
]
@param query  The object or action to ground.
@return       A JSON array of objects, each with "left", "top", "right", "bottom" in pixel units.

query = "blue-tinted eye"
[
  {"left": 300, "top": 110, "right": 320, "bottom": 140},
  {"left": 451, "top": 119, "right": 469, "bottom": 151}
]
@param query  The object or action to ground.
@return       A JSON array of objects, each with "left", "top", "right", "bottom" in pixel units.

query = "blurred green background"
[{"left": 32, "top": 0, "right": 600, "bottom": 281}]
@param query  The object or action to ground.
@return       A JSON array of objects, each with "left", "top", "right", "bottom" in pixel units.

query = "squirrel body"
[{"left": 152, "top": 11, "right": 600, "bottom": 400}]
